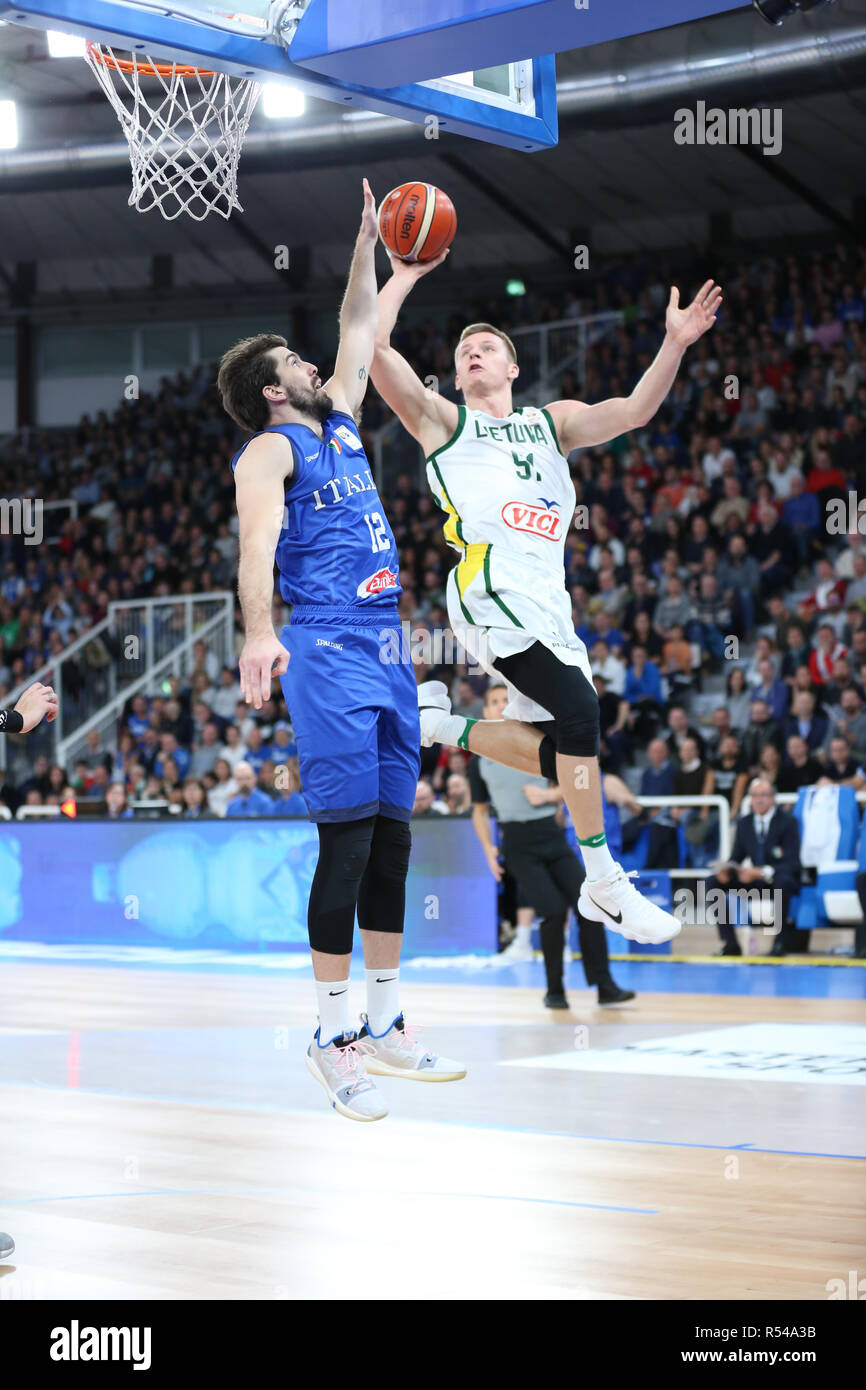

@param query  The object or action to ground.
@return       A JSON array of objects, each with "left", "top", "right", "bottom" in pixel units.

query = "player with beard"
[{"left": 218, "top": 181, "right": 464, "bottom": 1124}]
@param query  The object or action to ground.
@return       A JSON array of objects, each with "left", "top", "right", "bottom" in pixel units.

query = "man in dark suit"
[
  {"left": 706, "top": 779, "right": 804, "bottom": 957},
  {"left": 782, "top": 690, "right": 829, "bottom": 757}
]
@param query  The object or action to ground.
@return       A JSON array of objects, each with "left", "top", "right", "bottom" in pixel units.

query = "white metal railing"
[
  {"left": 511, "top": 310, "right": 624, "bottom": 403},
  {"left": 57, "top": 604, "right": 235, "bottom": 769},
  {"left": 0, "top": 590, "right": 234, "bottom": 772},
  {"left": 634, "top": 794, "right": 732, "bottom": 863}
]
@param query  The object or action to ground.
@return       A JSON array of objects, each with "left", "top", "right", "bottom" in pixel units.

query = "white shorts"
[{"left": 446, "top": 546, "right": 593, "bottom": 724}]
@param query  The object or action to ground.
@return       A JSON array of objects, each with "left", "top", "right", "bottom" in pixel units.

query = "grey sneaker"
[
  {"left": 358, "top": 1013, "right": 466, "bottom": 1081},
  {"left": 305, "top": 1030, "right": 388, "bottom": 1121}
]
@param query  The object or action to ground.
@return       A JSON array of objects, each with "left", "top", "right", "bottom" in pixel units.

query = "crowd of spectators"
[{"left": 1, "top": 237, "right": 866, "bottom": 844}]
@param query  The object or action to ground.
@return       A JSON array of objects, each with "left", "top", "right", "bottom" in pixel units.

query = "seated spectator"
[
  {"left": 243, "top": 726, "right": 269, "bottom": 774},
  {"left": 590, "top": 638, "right": 626, "bottom": 695},
  {"left": 717, "top": 534, "right": 760, "bottom": 637},
  {"left": 413, "top": 779, "right": 448, "bottom": 816},
  {"left": 752, "top": 500, "right": 792, "bottom": 597},
  {"left": 624, "top": 644, "right": 663, "bottom": 741},
  {"left": 207, "top": 757, "right": 238, "bottom": 818},
  {"left": 826, "top": 686, "right": 866, "bottom": 763},
  {"left": 444, "top": 772, "right": 472, "bottom": 815},
  {"left": 711, "top": 734, "right": 749, "bottom": 818},
  {"left": 672, "top": 736, "right": 715, "bottom": 862},
  {"left": 809, "top": 622, "right": 848, "bottom": 686},
  {"left": 653, "top": 574, "right": 694, "bottom": 640},
  {"left": 225, "top": 760, "right": 273, "bottom": 817},
  {"left": 758, "top": 742, "right": 782, "bottom": 788},
  {"left": 781, "top": 473, "right": 820, "bottom": 568},
  {"left": 104, "top": 782, "right": 133, "bottom": 820},
  {"left": 740, "top": 699, "right": 784, "bottom": 773},
  {"left": 450, "top": 677, "right": 484, "bottom": 719},
  {"left": 270, "top": 759, "right": 308, "bottom": 817},
  {"left": 267, "top": 722, "right": 297, "bottom": 765},
  {"left": 777, "top": 735, "right": 822, "bottom": 792},
  {"left": 154, "top": 731, "right": 191, "bottom": 781},
  {"left": 702, "top": 706, "right": 737, "bottom": 757},
  {"left": 706, "top": 778, "right": 802, "bottom": 956},
  {"left": 750, "top": 655, "right": 790, "bottom": 722},
  {"left": 783, "top": 690, "right": 829, "bottom": 755},
  {"left": 780, "top": 623, "right": 811, "bottom": 681},
  {"left": 819, "top": 735, "right": 860, "bottom": 785},
  {"left": 725, "top": 667, "right": 752, "bottom": 730},
  {"left": 594, "top": 673, "right": 630, "bottom": 774},
  {"left": 190, "top": 721, "right": 222, "bottom": 779},
  {"left": 659, "top": 623, "right": 695, "bottom": 700},
  {"left": 218, "top": 724, "right": 247, "bottom": 771},
  {"left": 209, "top": 666, "right": 243, "bottom": 720},
  {"left": 181, "top": 778, "right": 214, "bottom": 819},
  {"left": 662, "top": 704, "right": 706, "bottom": 761},
  {"left": 798, "top": 556, "right": 847, "bottom": 623},
  {"left": 630, "top": 738, "right": 678, "bottom": 868}
]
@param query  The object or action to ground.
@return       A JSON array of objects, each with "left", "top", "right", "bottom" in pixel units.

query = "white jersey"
[
  {"left": 426, "top": 403, "right": 592, "bottom": 724},
  {"left": 426, "top": 404, "right": 575, "bottom": 579}
]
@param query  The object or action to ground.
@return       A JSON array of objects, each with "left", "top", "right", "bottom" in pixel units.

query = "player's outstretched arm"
[
  {"left": 0, "top": 682, "right": 59, "bottom": 735},
  {"left": 546, "top": 279, "right": 722, "bottom": 453},
  {"left": 234, "top": 433, "right": 292, "bottom": 709},
  {"left": 325, "top": 178, "right": 379, "bottom": 420},
  {"left": 371, "top": 251, "right": 457, "bottom": 453}
]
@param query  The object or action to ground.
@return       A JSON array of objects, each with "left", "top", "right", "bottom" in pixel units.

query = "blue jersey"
[{"left": 231, "top": 413, "right": 402, "bottom": 608}]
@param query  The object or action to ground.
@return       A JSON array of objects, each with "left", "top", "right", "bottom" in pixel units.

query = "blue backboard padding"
[
  {"left": 0, "top": 0, "right": 557, "bottom": 149},
  {"left": 291, "top": 0, "right": 750, "bottom": 87}
]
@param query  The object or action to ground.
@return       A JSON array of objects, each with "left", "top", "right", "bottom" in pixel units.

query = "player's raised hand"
[
  {"left": 239, "top": 635, "right": 290, "bottom": 710},
  {"left": 665, "top": 280, "right": 723, "bottom": 349},
  {"left": 360, "top": 177, "right": 378, "bottom": 241},
  {"left": 14, "top": 682, "right": 59, "bottom": 733},
  {"left": 386, "top": 247, "right": 450, "bottom": 283}
]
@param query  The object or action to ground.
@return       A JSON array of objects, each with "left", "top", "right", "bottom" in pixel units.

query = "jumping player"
[
  {"left": 219, "top": 181, "right": 464, "bottom": 1124},
  {"left": 371, "top": 252, "right": 722, "bottom": 945}
]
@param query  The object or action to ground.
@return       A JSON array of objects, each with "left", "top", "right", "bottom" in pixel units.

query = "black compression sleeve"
[{"left": 0, "top": 709, "right": 23, "bottom": 734}]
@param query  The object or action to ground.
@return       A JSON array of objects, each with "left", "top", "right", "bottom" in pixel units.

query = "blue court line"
[
  {"left": 0, "top": 1186, "right": 657, "bottom": 1215},
  {"left": 2, "top": 1077, "right": 864, "bottom": 1162}
]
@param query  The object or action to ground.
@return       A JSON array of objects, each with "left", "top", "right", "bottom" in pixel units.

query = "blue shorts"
[{"left": 280, "top": 606, "right": 421, "bottom": 823}]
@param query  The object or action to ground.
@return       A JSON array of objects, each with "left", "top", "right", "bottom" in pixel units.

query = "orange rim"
[{"left": 85, "top": 40, "right": 216, "bottom": 77}]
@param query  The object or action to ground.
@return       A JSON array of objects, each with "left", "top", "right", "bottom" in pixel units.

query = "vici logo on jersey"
[
  {"left": 357, "top": 567, "right": 399, "bottom": 598},
  {"left": 501, "top": 500, "right": 562, "bottom": 540}
]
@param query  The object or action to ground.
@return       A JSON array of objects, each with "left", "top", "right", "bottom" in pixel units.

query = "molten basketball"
[{"left": 377, "top": 183, "right": 457, "bottom": 263}]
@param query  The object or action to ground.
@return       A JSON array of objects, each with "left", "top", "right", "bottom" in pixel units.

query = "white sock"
[
  {"left": 315, "top": 978, "right": 351, "bottom": 1047},
  {"left": 516, "top": 924, "right": 532, "bottom": 948},
  {"left": 429, "top": 712, "right": 475, "bottom": 750},
  {"left": 365, "top": 968, "right": 401, "bottom": 1036},
  {"left": 578, "top": 834, "right": 617, "bottom": 882}
]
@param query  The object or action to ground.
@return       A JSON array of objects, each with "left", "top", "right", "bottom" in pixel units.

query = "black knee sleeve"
[
  {"left": 307, "top": 816, "right": 376, "bottom": 955},
  {"left": 497, "top": 644, "right": 600, "bottom": 763},
  {"left": 357, "top": 815, "right": 411, "bottom": 935}
]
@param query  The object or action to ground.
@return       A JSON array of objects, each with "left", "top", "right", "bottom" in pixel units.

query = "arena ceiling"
[{"left": 0, "top": 0, "right": 864, "bottom": 320}]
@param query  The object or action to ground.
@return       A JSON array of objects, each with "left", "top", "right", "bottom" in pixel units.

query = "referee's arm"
[{"left": 468, "top": 760, "right": 503, "bottom": 882}]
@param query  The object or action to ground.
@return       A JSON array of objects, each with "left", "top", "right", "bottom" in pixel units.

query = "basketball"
[{"left": 377, "top": 182, "right": 457, "bottom": 263}]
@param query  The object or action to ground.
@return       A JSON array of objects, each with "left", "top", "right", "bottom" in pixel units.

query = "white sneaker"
[
  {"left": 579, "top": 865, "right": 682, "bottom": 945},
  {"left": 358, "top": 1013, "right": 466, "bottom": 1082},
  {"left": 418, "top": 679, "right": 451, "bottom": 747},
  {"left": 501, "top": 935, "right": 534, "bottom": 962},
  {"left": 305, "top": 1030, "right": 388, "bottom": 1121}
]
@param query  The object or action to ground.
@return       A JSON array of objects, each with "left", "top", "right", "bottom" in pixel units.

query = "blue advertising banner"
[{"left": 0, "top": 818, "right": 496, "bottom": 957}]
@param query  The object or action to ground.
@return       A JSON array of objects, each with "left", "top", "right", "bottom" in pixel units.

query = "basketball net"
[{"left": 84, "top": 43, "right": 262, "bottom": 221}]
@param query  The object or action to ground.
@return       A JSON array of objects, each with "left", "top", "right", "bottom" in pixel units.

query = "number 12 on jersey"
[{"left": 364, "top": 512, "right": 390, "bottom": 552}]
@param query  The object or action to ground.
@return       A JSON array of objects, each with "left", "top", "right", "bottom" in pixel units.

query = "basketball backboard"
[{"left": 0, "top": 0, "right": 559, "bottom": 151}]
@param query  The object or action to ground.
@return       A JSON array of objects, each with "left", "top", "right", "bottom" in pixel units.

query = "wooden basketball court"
[{"left": 2, "top": 958, "right": 863, "bottom": 1301}]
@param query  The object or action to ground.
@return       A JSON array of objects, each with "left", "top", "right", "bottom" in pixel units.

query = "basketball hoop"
[{"left": 84, "top": 42, "right": 262, "bottom": 221}]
